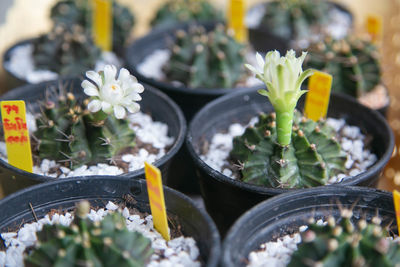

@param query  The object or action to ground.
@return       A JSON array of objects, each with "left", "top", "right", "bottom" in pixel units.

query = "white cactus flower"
[
  {"left": 245, "top": 50, "right": 313, "bottom": 113},
  {"left": 81, "top": 65, "right": 144, "bottom": 119}
]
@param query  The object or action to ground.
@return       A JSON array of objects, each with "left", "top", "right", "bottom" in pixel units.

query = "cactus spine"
[
  {"left": 304, "top": 36, "right": 382, "bottom": 98},
  {"left": 164, "top": 24, "right": 247, "bottom": 88},
  {"left": 25, "top": 201, "right": 154, "bottom": 266},
  {"left": 288, "top": 209, "right": 400, "bottom": 267},
  {"left": 151, "top": 0, "right": 222, "bottom": 28}
]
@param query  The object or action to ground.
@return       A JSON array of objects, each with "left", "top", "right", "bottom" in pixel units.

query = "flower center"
[{"left": 101, "top": 83, "right": 123, "bottom": 104}]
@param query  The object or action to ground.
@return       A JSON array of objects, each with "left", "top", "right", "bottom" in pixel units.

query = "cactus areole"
[
  {"left": 232, "top": 50, "right": 346, "bottom": 188},
  {"left": 34, "top": 65, "right": 144, "bottom": 169}
]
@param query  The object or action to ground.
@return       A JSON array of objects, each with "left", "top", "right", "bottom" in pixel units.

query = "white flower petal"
[
  {"left": 101, "top": 101, "right": 112, "bottom": 114},
  {"left": 86, "top": 71, "right": 102, "bottom": 87},
  {"left": 131, "top": 83, "right": 144, "bottom": 93},
  {"left": 256, "top": 53, "right": 265, "bottom": 70},
  {"left": 87, "top": 100, "right": 101, "bottom": 113},
  {"left": 113, "top": 105, "right": 126, "bottom": 119},
  {"left": 126, "top": 103, "right": 140, "bottom": 114},
  {"left": 82, "top": 80, "right": 99, "bottom": 96},
  {"left": 118, "top": 68, "right": 130, "bottom": 82},
  {"left": 104, "top": 65, "right": 117, "bottom": 84}
]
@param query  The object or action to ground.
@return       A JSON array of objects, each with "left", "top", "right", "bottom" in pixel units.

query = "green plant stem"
[{"left": 276, "top": 111, "right": 294, "bottom": 146}]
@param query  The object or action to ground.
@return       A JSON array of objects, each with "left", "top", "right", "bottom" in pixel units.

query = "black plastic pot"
[
  {"left": 125, "top": 21, "right": 264, "bottom": 121},
  {"left": 247, "top": 1, "right": 353, "bottom": 52},
  {"left": 0, "top": 78, "right": 186, "bottom": 197},
  {"left": 0, "top": 176, "right": 220, "bottom": 266},
  {"left": 222, "top": 186, "right": 395, "bottom": 266},
  {"left": 186, "top": 88, "right": 394, "bottom": 236}
]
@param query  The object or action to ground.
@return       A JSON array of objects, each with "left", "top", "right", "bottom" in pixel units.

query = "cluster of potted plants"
[{"left": 0, "top": 0, "right": 398, "bottom": 266}]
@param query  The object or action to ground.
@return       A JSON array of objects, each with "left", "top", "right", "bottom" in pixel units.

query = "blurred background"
[{"left": 0, "top": 0, "right": 398, "bottom": 191}]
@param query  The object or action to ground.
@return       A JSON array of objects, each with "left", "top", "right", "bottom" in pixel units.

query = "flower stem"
[{"left": 276, "top": 111, "right": 294, "bottom": 146}]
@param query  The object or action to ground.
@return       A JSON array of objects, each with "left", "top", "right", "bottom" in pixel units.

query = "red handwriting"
[
  {"left": 147, "top": 178, "right": 161, "bottom": 198},
  {"left": 6, "top": 133, "right": 28, "bottom": 144},
  {"left": 149, "top": 195, "right": 163, "bottom": 211},
  {"left": 2, "top": 105, "right": 19, "bottom": 115},
  {"left": 3, "top": 118, "right": 27, "bottom": 131}
]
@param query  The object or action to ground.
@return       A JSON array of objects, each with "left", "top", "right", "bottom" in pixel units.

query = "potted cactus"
[
  {"left": 222, "top": 186, "right": 398, "bottom": 267},
  {"left": 186, "top": 50, "right": 394, "bottom": 235},
  {"left": 126, "top": 22, "right": 260, "bottom": 120},
  {"left": 304, "top": 36, "right": 389, "bottom": 116},
  {"left": 0, "top": 176, "right": 220, "bottom": 266},
  {"left": 151, "top": 0, "right": 222, "bottom": 29},
  {"left": 246, "top": 0, "right": 353, "bottom": 52},
  {"left": 0, "top": 65, "right": 186, "bottom": 196},
  {"left": 3, "top": 0, "right": 134, "bottom": 88}
]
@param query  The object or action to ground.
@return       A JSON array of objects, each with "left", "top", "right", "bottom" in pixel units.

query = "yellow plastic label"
[
  {"left": 0, "top": 101, "right": 33, "bottom": 173},
  {"left": 366, "top": 14, "right": 382, "bottom": 43},
  {"left": 228, "top": 0, "right": 248, "bottom": 43},
  {"left": 393, "top": 190, "right": 400, "bottom": 235},
  {"left": 144, "top": 162, "right": 170, "bottom": 241},
  {"left": 92, "top": 0, "right": 113, "bottom": 51},
  {"left": 304, "top": 71, "right": 332, "bottom": 122}
]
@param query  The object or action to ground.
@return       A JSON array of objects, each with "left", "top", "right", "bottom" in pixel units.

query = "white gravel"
[
  {"left": 0, "top": 201, "right": 200, "bottom": 267},
  {"left": 0, "top": 112, "right": 175, "bottom": 178},
  {"left": 246, "top": 219, "right": 323, "bottom": 267},
  {"left": 4, "top": 43, "right": 121, "bottom": 84},
  {"left": 200, "top": 116, "right": 377, "bottom": 184},
  {"left": 137, "top": 49, "right": 262, "bottom": 88}
]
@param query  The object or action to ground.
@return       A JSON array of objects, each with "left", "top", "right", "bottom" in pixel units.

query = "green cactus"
[
  {"left": 25, "top": 201, "right": 154, "bottom": 267},
  {"left": 304, "top": 36, "right": 382, "bottom": 98},
  {"left": 151, "top": 0, "right": 222, "bottom": 28},
  {"left": 163, "top": 24, "right": 247, "bottom": 88},
  {"left": 34, "top": 87, "right": 135, "bottom": 169},
  {"left": 236, "top": 50, "right": 347, "bottom": 188},
  {"left": 50, "top": 0, "right": 135, "bottom": 52},
  {"left": 260, "top": 0, "right": 329, "bottom": 41},
  {"left": 288, "top": 209, "right": 400, "bottom": 267},
  {"left": 33, "top": 24, "right": 101, "bottom": 76},
  {"left": 230, "top": 111, "right": 346, "bottom": 188}
]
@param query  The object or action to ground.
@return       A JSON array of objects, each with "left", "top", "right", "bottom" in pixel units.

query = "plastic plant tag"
[
  {"left": 92, "top": 0, "right": 113, "bottom": 51},
  {"left": 366, "top": 14, "right": 382, "bottom": 43},
  {"left": 228, "top": 0, "right": 248, "bottom": 43},
  {"left": 0, "top": 101, "right": 33, "bottom": 172},
  {"left": 393, "top": 189, "right": 400, "bottom": 235},
  {"left": 144, "top": 161, "right": 170, "bottom": 241},
  {"left": 304, "top": 71, "right": 332, "bottom": 122}
]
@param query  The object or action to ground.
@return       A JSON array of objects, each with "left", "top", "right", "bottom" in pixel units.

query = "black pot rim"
[
  {"left": 222, "top": 185, "right": 392, "bottom": 266},
  {"left": 0, "top": 79, "right": 187, "bottom": 182},
  {"left": 125, "top": 21, "right": 261, "bottom": 97},
  {"left": 0, "top": 175, "right": 221, "bottom": 267},
  {"left": 186, "top": 87, "right": 394, "bottom": 195}
]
